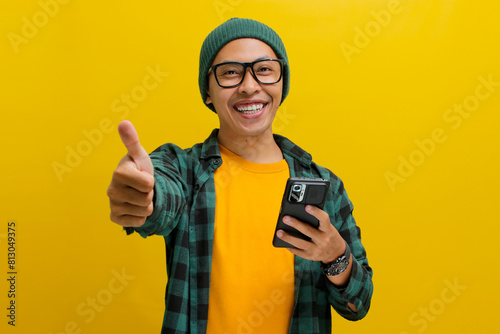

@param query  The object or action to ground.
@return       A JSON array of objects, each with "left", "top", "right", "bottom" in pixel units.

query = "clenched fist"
[{"left": 107, "top": 121, "right": 155, "bottom": 227}]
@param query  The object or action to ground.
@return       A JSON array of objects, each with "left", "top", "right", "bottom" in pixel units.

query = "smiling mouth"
[{"left": 234, "top": 103, "right": 266, "bottom": 114}]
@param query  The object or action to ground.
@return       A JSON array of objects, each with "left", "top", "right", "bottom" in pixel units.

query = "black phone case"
[{"left": 272, "top": 177, "right": 330, "bottom": 248}]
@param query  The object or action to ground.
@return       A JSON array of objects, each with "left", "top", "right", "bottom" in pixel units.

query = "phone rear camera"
[{"left": 289, "top": 183, "right": 306, "bottom": 203}]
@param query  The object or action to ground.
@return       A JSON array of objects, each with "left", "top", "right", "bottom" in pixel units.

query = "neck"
[{"left": 217, "top": 130, "right": 283, "bottom": 163}]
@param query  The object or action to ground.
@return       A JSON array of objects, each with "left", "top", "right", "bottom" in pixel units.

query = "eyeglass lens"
[{"left": 215, "top": 60, "right": 282, "bottom": 87}]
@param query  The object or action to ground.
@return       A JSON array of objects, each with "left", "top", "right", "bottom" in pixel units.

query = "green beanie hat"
[{"left": 199, "top": 18, "right": 290, "bottom": 112}]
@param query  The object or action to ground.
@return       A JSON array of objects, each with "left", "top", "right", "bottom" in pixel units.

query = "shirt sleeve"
[
  {"left": 325, "top": 177, "right": 374, "bottom": 320},
  {"left": 124, "top": 145, "right": 188, "bottom": 238}
]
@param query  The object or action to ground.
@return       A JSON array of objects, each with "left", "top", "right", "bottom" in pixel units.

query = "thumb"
[{"left": 118, "top": 120, "right": 154, "bottom": 176}]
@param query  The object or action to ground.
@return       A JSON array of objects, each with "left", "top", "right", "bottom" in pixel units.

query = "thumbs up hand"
[{"left": 107, "top": 121, "right": 155, "bottom": 227}]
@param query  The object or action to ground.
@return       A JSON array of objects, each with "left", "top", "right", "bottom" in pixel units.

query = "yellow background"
[{"left": 1, "top": 0, "right": 499, "bottom": 333}]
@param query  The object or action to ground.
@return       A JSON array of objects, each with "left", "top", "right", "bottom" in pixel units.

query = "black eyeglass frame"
[{"left": 208, "top": 58, "right": 286, "bottom": 88}]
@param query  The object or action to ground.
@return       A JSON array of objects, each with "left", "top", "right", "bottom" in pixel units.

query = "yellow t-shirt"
[{"left": 206, "top": 144, "right": 295, "bottom": 334}]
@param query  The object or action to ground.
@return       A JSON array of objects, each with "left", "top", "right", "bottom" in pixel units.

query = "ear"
[{"left": 205, "top": 90, "right": 212, "bottom": 104}]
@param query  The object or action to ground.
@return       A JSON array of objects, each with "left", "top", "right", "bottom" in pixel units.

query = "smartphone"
[{"left": 272, "top": 177, "right": 330, "bottom": 248}]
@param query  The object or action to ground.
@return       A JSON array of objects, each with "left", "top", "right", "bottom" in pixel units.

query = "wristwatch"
[{"left": 320, "top": 241, "right": 351, "bottom": 276}]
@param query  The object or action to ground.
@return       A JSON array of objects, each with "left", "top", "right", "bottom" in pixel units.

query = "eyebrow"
[{"left": 219, "top": 56, "right": 274, "bottom": 63}]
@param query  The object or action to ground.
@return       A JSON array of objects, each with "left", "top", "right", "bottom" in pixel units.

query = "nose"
[{"left": 238, "top": 68, "right": 261, "bottom": 95}]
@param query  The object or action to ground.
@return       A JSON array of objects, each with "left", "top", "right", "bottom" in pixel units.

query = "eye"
[
  {"left": 254, "top": 61, "right": 278, "bottom": 75},
  {"left": 255, "top": 66, "right": 274, "bottom": 76},
  {"left": 217, "top": 64, "right": 242, "bottom": 77},
  {"left": 223, "top": 70, "right": 239, "bottom": 75}
]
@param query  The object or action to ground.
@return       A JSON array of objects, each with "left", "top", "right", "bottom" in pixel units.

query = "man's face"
[{"left": 206, "top": 38, "right": 283, "bottom": 140}]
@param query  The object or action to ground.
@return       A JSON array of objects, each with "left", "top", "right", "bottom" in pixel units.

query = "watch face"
[
  {"left": 324, "top": 256, "right": 349, "bottom": 276},
  {"left": 333, "top": 262, "right": 348, "bottom": 274}
]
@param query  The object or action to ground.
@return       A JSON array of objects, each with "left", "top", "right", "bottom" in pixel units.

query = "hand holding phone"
[{"left": 272, "top": 177, "right": 330, "bottom": 248}]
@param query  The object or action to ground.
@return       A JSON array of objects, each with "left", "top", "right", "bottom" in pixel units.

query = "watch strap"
[{"left": 320, "top": 240, "right": 351, "bottom": 276}]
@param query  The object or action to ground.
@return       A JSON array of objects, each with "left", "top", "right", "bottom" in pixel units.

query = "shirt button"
[
  {"left": 213, "top": 158, "right": 221, "bottom": 165},
  {"left": 194, "top": 184, "right": 200, "bottom": 190}
]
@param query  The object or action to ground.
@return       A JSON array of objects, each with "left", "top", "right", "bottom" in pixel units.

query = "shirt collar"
[
  {"left": 199, "top": 129, "right": 313, "bottom": 168},
  {"left": 273, "top": 133, "right": 313, "bottom": 168},
  {"left": 199, "top": 129, "right": 221, "bottom": 160}
]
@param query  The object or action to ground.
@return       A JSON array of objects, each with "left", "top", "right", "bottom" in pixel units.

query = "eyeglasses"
[{"left": 208, "top": 59, "right": 285, "bottom": 88}]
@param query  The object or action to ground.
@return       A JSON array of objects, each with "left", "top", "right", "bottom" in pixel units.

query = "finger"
[
  {"left": 110, "top": 200, "right": 154, "bottom": 218},
  {"left": 107, "top": 185, "right": 154, "bottom": 207},
  {"left": 305, "top": 205, "right": 331, "bottom": 232},
  {"left": 282, "top": 215, "right": 320, "bottom": 240},
  {"left": 118, "top": 120, "right": 154, "bottom": 175},
  {"left": 110, "top": 214, "right": 147, "bottom": 227},
  {"left": 118, "top": 120, "right": 147, "bottom": 160},
  {"left": 285, "top": 247, "right": 302, "bottom": 257},
  {"left": 276, "top": 229, "right": 312, "bottom": 250},
  {"left": 112, "top": 160, "right": 155, "bottom": 193},
  {"left": 285, "top": 247, "right": 317, "bottom": 261},
  {"left": 277, "top": 230, "right": 324, "bottom": 262}
]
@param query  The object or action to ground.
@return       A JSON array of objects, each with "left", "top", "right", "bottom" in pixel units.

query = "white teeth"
[{"left": 236, "top": 104, "right": 264, "bottom": 114}]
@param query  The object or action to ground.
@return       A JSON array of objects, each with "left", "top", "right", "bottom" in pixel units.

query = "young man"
[{"left": 107, "top": 18, "right": 373, "bottom": 333}]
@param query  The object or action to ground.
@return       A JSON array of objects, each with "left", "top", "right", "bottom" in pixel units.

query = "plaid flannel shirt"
[{"left": 126, "top": 129, "right": 373, "bottom": 333}]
